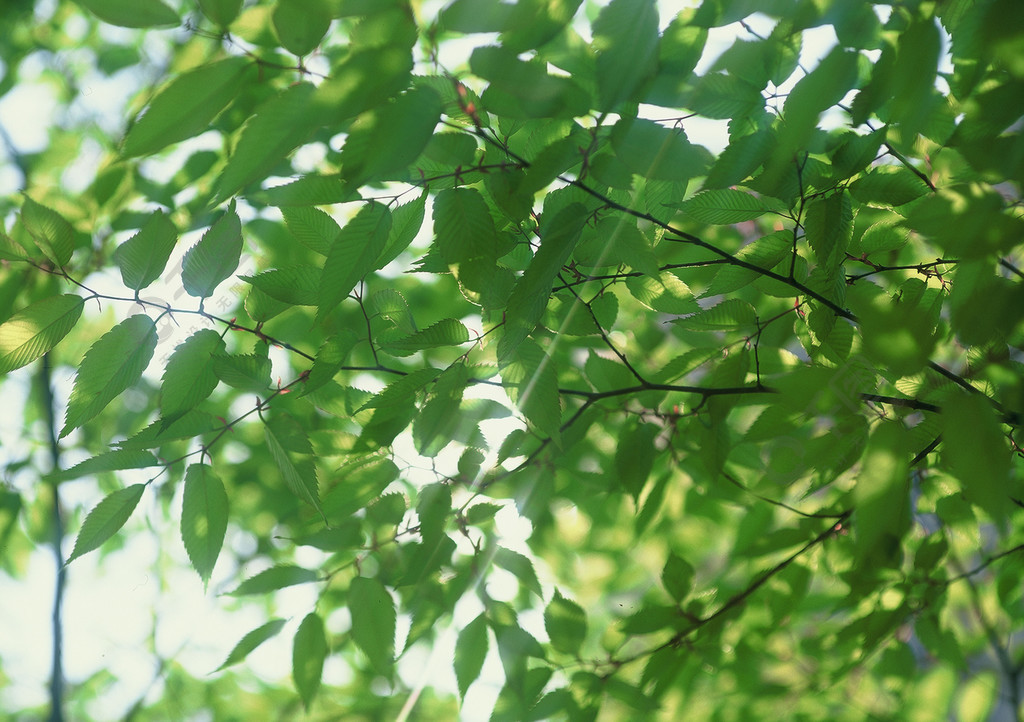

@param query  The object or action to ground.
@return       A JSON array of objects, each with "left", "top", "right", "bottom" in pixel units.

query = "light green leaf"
[
  {"left": 73, "top": 0, "right": 178, "bottom": 28},
  {"left": 51, "top": 449, "right": 158, "bottom": 483},
  {"left": 383, "top": 318, "right": 469, "bottom": 357},
  {"left": 455, "top": 613, "right": 489, "bottom": 698},
  {"left": 500, "top": 204, "right": 587, "bottom": 357},
  {"left": 317, "top": 202, "right": 392, "bottom": 321},
  {"left": 281, "top": 206, "right": 338, "bottom": 256},
  {"left": 265, "top": 414, "right": 325, "bottom": 521},
  {"left": 62, "top": 315, "right": 157, "bottom": 437},
  {"left": 292, "top": 612, "right": 328, "bottom": 710},
  {"left": 67, "top": 484, "right": 146, "bottom": 563},
  {"left": 626, "top": 272, "right": 701, "bottom": 315},
  {"left": 198, "top": 0, "right": 242, "bottom": 27},
  {"left": 661, "top": 552, "right": 695, "bottom": 603},
  {"left": 212, "top": 353, "right": 271, "bottom": 393},
  {"left": 181, "top": 207, "right": 243, "bottom": 299},
  {"left": 592, "top": 0, "right": 659, "bottom": 110},
  {"left": 242, "top": 265, "right": 321, "bottom": 306},
  {"left": 227, "top": 564, "right": 320, "bottom": 595},
  {"left": 853, "top": 421, "right": 910, "bottom": 565},
  {"left": 113, "top": 211, "right": 178, "bottom": 291},
  {"left": 431, "top": 187, "right": 500, "bottom": 290},
  {"left": 500, "top": 0, "right": 582, "bottom": 52},
  {"left": 849, "top": 165, "right": 931, "bottom": 207},
  {"left": 493, "top": 546, "right": 543, "bottom": 597},
  {"left": 498, "top": 339, "right": 561, "bottom": 442},
  {"left": 215, "top": 619, "right": 287, "bottom": 671},
  {"left": 416, "top": 483, "right": 452, "bottom": 547},
  {"left": 349, "top": 576, "right": 396, "bottom": 677},
  {"left": 674, "top": 298, "right": 757, "bottom": 331},
  {"left": 680, "top": 188, "right": 773, "bottom": 224},
  {"left": 340, "top": 87, "right": 442, "bottom": 186},
  {"left": 942, "top": 393, "right": 1011, "bottom": 525},
  {"left": 704, "top": 125, "right": 775, "bottom": 189},
  {"left": 216, "top": 83, "right": 323, "bottom": 202},
  {"left": 21, "top": 196, "right": 75, "bottom": 267},
  {"left": 376, "top": 193, "right": 426, "bottom": 270},
  {"left": 122, "top": 57, "right": 251, "bottom": 157},
  {"left": 470, "top": 46, "right": 591, "bottom": 119},
  {"left": 688, "top": 72, "right": 765, "bottom": 119},
  {"left": 0, "top": 294, "right": 84, "bottom": 375},
  {"left": 311, "top": 45, "right": 413, "bottom": 124},
  {"left": 615, "top": 421, "right": 659, "bottom": 500},
  {"left": 300, "top": 330, "right": 358, "bottom": 397},
  {"left": 181, "top": 464, "right": 228, "bottom": 588},
  {"left": 544, "top": 590, "right": 587, "bottom": 655},
  {"left": 805, "top": 189, "right": 852, "bottom": 274},
  {"left": 611, "top": 118, "right": 711, "bottom": 182},
  {"left": 161, "top": 329, "right": 226, "bottom": 423},
  {"left": 273, "top": 0, "right": 331, "bottom": 56}
]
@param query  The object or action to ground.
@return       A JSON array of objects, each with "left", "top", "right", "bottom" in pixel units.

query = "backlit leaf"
[
  {"left": 317, "top": 202, "right": 392, "bottom": 321},
  {"left": 455, "top": 613, "right": 489, "bottom": 698},
  {"left": 292, "top": 612, "right": 327, "bottom": 710},
  {"left": 74, "top": 0, "right": 178, "bottom": 28},
  {"left": 67, "top": 484, "right": 146, "bottom": 563},
  {"left": 113, "top": 210, "right": 178, "bottom": 291},
  {"left": 228, "top": 564, "right": 320, "bottom": 595},
  {"left": 349, "top": 576, "right": 396, "bottom": 677},
  {"left": 161, "top": 329, "right": 226, "bottom": 423},
  {"left": 215, "top": 619, "right": 287, "bottom": 671},
  {"left": 181, "top": 206, "right": 244, "bottom": 299},
  {"left": 544, "top": 590, "right": 586, "bottom": 655},
  {"left": 181, "top": 463, "right": 228, "bottom": 587},
  {"left": 592, "top": 0, "right": 659, "bottom": 110},
  {"left": 0, "top": 295, "right": 84, "bottom": 375}
]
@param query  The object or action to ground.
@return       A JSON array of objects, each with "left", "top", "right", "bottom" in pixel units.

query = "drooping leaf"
[
  {"left": 292, "top": 612, "right": 328, "bottom": 710},
  {"left": 215, "top": 619, "right": 287, "bottom": 672},
  {"left": 181, "top": 463, "right": 229, "bottom": 588},
  {"left": 470, "top": 45, "right": 592, "bottom": 119},
  {"left": 113, "top": 210, "right": 178, "bottom": 291},
  {"left": 122, "top": 57, "right": 252, "bottom": 157},
  {"left": 544, "top": 590, "right": 587, "bottom": 655},
  {"left": 498, "top": 339, "right": 561, "bottom": 442},
  {"left": 181, "top": 206, "right": 244, "bottom": 299},
  {"left": 160, "top": 329, "right": 226, "bottom": 424},
  {"left": 592, "top": 0, "right": 659, "bottom": 110},
  {"left": 455, "top": 613, "right": 489, "bottom": 698},
  {"left": 615, "top": 421, "right": 659, "bottom": 500},
  {"left": 942, "top": 393, "right": 1011, "bottom": 525},
  {"left": 493, "top": 546, "right": 543, "bottom": 598},
  {"left": 376, "top": 193, "right": 426, "bottom": 270},
  {"left": 265, "top": 414, "right": 326, "bottom": 522},
  {"left": 317, "top": 202, "right": 392, "bottom": 321},
  {"left": 349, "top": 576, "right": 396, "bottom": 677},
  {"left": 21, "top": 196, "right": 76, "bottom": 267},
  {"left": 281, "top": 206, "right": 339, "bottom": 256},
  {"left": 0, "top": 294, "right": 84, "bottom": 375},
  {"left": 198, "top": 0, "right": 242, "bottom": 27},
  {"left": 272, "top": 0, "right": 331, "bottom": 56},
  {"left": 62, "top": 315, "right": 157, "bottom": 437},
  {"left": 853, "top": 421, "right": 910, "bottom": 566},
  {"left": 67, "top": 484, "right": 146, "bottom": 563}
]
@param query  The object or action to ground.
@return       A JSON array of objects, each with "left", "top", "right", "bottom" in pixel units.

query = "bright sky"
[{"left": 0, "top": 1, "right": 847, "bottom": 718}]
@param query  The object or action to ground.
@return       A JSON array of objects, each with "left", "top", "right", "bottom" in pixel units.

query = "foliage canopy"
[{"left": 1, "top": 0, "right": 1023, "bottom": 719}]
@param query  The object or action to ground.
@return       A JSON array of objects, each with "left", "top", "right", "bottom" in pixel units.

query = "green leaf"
[
  {"left": 292, "top": 612, "right": 328, "bottom": 710},
  {"left": 493, "top": 546, "right": 543, "bottom": 597},
  {"left": 161, "top": 329, "right": 226, "bottom": 424},
  {"left": 0, "top": 294, "right": 84, "bottom": 375},
  {"left": 113, "top": 211, "right": 178, "bottom": 291},
  {"left": 544, "top": 590, "right": 587, "bottom": 655},
  {"left": 688, "top": 72, "right": 765, "bottom": 120},
  {"left": 122, "top": 57, "right": 251, "bottom": 157},
  {"left": 611, "top": 118, "right": 711, "bottom": 182},
  {"left": 661, "top": 552, "right": 695, "bottom": 603},
  {"left": 198, "top": 0, "right": 242, "bottom": 27},
  {"left": 431, "top": 187, "right": 500, "bottom": 289},
  {"left": 500, "top": 0, "right": 582, "bottom": 52},
  {"left": 273, "top": 0, "right": 331, "bottom": 56},
  {"left": 340, "top": 87, "right": 442, "bottom": 186},
  {"left": 470, "top": 46, "right": 592, "bottom": 119},
  {"left": 281, "top": 206, "right": 338, "bottom": 256},
  {"left": 216, "top": 83, "right": 323, "bottom": 202},
  {"left": 242, "top": 265, "right": 321, "bottom": 306},
  {"left": 349, "top": 576, "right": 396, "bottom": 677},
  {"left": 592, "top": 0, "right": 659, "bottom": 110},
  {"left": 849, "top": 165, "right": 931, "bottom": 207},
  {"left": 673, "top": 298, "right": 757, "bottom": 331},
  {"left": 181, "top": 207, "right": 243, "bottom": 299},
  {"left": 212, "top": 353, "right": 271, "bottom": 393},
  {"left": 626, "top": 272, "right": 700, "bottom": 315},
  {"left": 215, "top": 619, "right": 287, "bottom": 671},
  {"left": 73, "top": 0, "right": 179, "bottom": 28},
  {"left": 500, "top": 204, "right": 587, "bottom": 357},
  {"left": 615, "top": 421, "right": 659, "bottom": 500},
  {"left": 704, "top": 125, "right": 775, "bottom": 189},
  {"left": 67, "top": 484, "right": 146, "bottom": 563},
  {"left": 301, "top": 330, "right": 358, "bottom": 397},
  {"left": 62, "top": 315, "right": 157, "bottom": 437},
  {"left": 181, "top": 464, "right": 228, "bottom": 588},
  {"left": 498, "top": 339, "right": 561, "bottom": 442},
  {"left": 21, "top": 196, "right": 75, "bottom": 267},
  {"left": 377, "top": 193, "right": 426, "bottom": 270},
  {"left": 679, "top": 189, "right": 773, "bottom": 224},
  {"left": 265, "top": 414, "right": 326, "bottom": 522},
  {"left": 853, "top": 421, "right": 910, "bottom": 566},
  {"left": 942, "top": 394, "right": 1011, "bottom": 525},
  {"left": 382, "top": 318, "right": 469, "bottom": 357},
  {"left": 455, "top": 613, "right": 489, "bottom": 698},
  {"left": 51, "top": 449, "right": 158, "bottom": 483},
  {"left": 317, "top": 202, "right": 392, "bottom": 321},
  {"left": 311, "top": 45, "right": 413, "bottom": 123},
  {"left": 804, "top": 189, "right": 852, "bottom": 273},
  {"left": 227, "top": 564, "right": 320, "bottom": 595}
]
